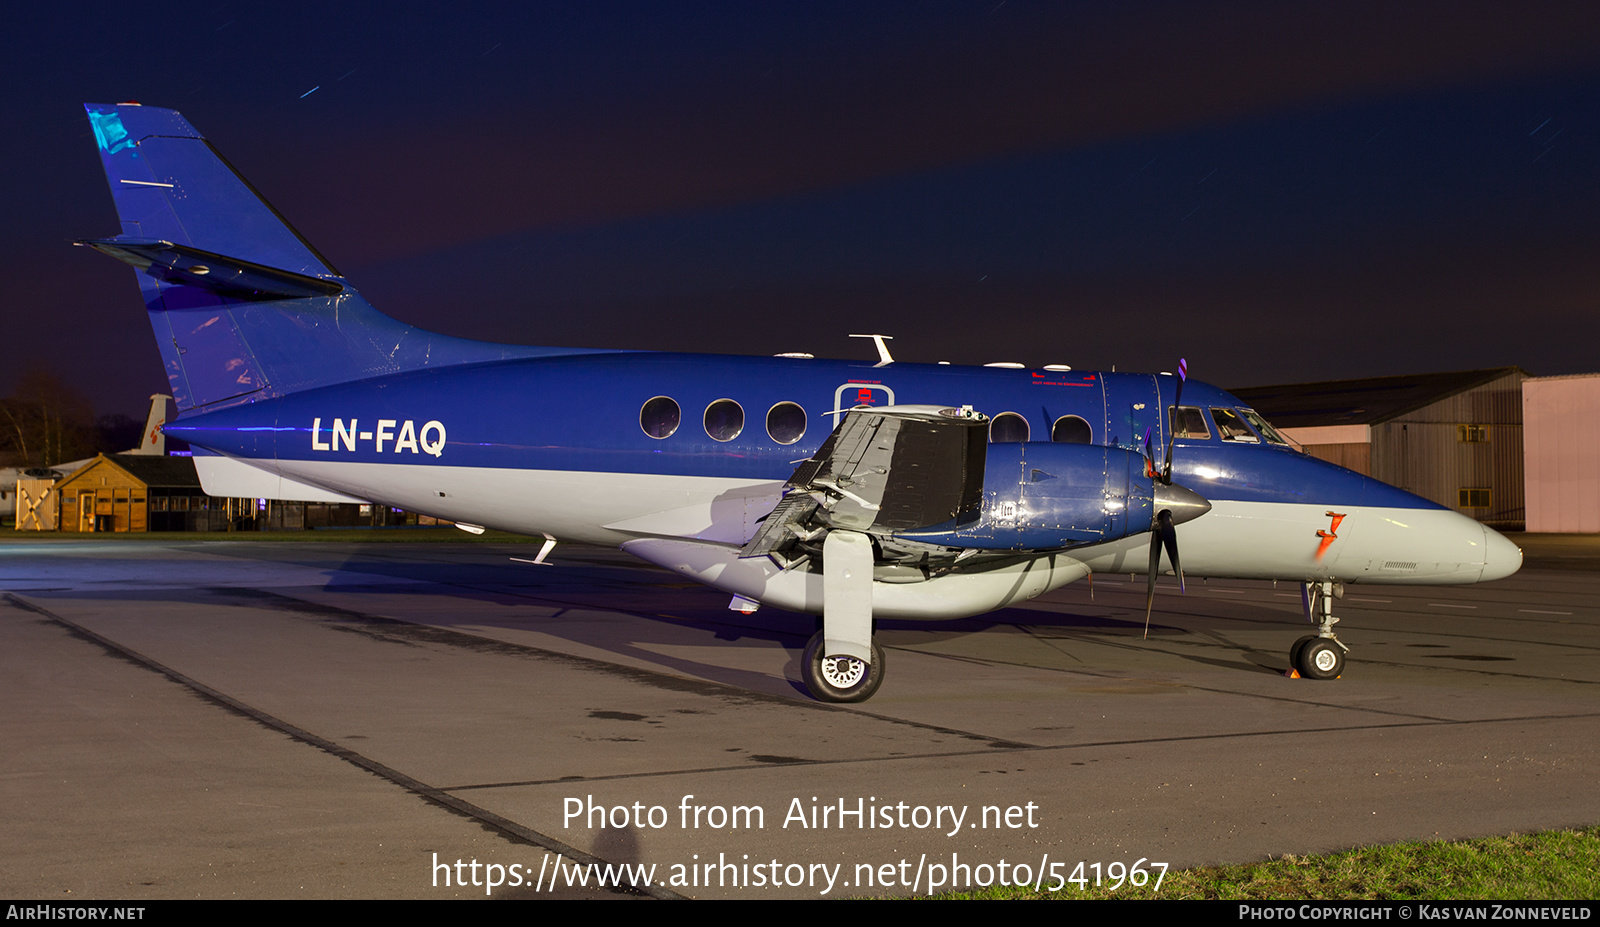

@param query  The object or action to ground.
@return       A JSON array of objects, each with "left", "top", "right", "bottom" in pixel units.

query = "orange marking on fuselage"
[{"left": 1314, "top": 511, "right": 1347, "bottom": 562}]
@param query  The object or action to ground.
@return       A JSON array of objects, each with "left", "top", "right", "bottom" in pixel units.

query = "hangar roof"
[{"left": 1229, "top": 368, "right": 1524, "bottom": 429}]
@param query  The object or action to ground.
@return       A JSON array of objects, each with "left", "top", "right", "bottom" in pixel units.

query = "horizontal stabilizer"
[
  {"left": 77, "top": 238, "right": 344, "bottom": 300},
  {"left": 192, "top": 452, "right": 368, "bottom": 503}
]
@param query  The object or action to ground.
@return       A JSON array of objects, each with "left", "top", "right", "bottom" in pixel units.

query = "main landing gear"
[
  {"left": 802, "top": 630, "right": 886, "bottom": 703},
  {"left": 1291, "top": 581, "right": 1349, "bottom": 679}
]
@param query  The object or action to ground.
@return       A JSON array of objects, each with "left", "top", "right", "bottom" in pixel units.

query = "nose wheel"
[
  {"left": 802, "top": 630, "right": 885, "bottom": 702},
  {"left": 1293, "top": 636, "right": 1345, "bottom": 679},
  {"left": 1291, "top": 582, "right": 1349, "bottom": 679}
]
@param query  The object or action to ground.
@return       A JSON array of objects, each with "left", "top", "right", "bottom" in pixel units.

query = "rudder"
[
  {"left": 81, "top": 103, "right": 617, "bottom": 415},
  {"left": 85, "top": 103, "right": 338, "bottom": 277}
]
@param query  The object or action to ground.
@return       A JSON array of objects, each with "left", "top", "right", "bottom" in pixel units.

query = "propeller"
[
  {"left": 1142, "top": 359, "right": 1206, "bottom": 638},
  {"left": 1161, "top": 357, "right": 1188, "bottom": 482}
]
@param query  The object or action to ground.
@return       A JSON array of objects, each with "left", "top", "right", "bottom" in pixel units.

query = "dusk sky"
[{"left": 7, "top": 2, "right": 1600, "bottom": 418}]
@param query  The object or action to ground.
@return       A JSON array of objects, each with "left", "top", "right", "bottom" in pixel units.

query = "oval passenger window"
[
  {"left": 704, "top": 399, "right": 745, "bottom": 442},
  {"left": 640, "top": 396, "right": 681, "bottom": 439},
  {"left": 766, "top": 402, "right": 806, "bottom": 445}
]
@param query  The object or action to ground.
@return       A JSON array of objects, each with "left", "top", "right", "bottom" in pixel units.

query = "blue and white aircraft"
[{"left": 78, "top": 102, "right": 1522, "bottom": 702}]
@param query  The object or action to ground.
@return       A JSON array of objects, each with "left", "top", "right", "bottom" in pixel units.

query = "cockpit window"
[
  {"left": 1169, "top": 406, "right": 1211, "bottom": 440},
  {"left": 1238, "top": 408, "right": 1289, "bottom": 446},
  {"left": 1209, "top": 407, "right": 1258, "bottom": 443}
]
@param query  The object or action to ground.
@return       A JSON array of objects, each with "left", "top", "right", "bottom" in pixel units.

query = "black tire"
[
  {"left": 1289, "top": 635, "right": 1318, "bottom": 671},
  {"left": 802, "top": 630, "right": 885, "bottom": 703},
  {"left": 1299, "top": 638, "right": 1344, "bottom": 680}
]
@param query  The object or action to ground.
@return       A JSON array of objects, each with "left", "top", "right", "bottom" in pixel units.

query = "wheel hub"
[{"left": 821, "top": 655, "right": 866, "bottom": 688}]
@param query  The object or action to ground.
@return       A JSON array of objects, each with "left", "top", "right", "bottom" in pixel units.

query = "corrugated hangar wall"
[
  {"left": 1368, "top": 370, "right": 1524, "bottom": 530},
  {"left": 1524, "top": 374, "right": 1600, "bottom": 533}
]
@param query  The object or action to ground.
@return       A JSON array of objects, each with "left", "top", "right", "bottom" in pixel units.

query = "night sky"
[{"left": 8, "top": 2, "right": 1600, "bottom": 419}]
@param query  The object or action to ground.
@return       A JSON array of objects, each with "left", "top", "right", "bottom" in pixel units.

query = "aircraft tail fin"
[
  {"left": 81, "top": 103, "right": 612, "bottom": 414},
  {"left": 85, "top": 103, "right": 338, "bottom": 277},
  {"left": 124, "top": 394, "right": 169, "bottom": 456}
]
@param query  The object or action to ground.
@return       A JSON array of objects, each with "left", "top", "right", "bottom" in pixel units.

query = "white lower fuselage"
[{"left": 203, "top": 455, "right": 1519, "bottom": 620}]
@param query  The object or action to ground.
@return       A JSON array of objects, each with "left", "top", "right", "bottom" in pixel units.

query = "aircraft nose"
[{"left": 1480, "top": 526, "right": 1523, "bottom": 581}]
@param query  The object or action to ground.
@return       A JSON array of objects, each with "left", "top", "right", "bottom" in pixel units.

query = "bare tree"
[{"left": 0, "top": 369, "right": 95, "bottom": 468}]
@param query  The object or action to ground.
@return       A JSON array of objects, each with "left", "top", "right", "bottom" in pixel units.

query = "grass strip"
[{"left": 940, "top": 827, "right": 1600, "bottom": 900}]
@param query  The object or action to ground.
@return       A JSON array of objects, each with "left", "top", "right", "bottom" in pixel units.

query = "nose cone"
[{"left": 1481, "top": 526, "right": 1523, "bottom": 581}]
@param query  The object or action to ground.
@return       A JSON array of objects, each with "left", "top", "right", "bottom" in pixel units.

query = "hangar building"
[
  {"left": 1232, "top": 368, "right": 1526, "bottom": 530},
  {"left": 1523, "top": 373, "right": 1600, "bottom": 533}
]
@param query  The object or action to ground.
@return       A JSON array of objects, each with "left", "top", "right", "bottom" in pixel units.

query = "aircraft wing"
[{"left": 741, "top": 405, "right": 988, "bottom": 564}]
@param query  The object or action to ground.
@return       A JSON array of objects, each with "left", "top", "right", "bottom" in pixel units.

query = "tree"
[{"left": 0, "top": 369, "right": 96, "bottom": 468}]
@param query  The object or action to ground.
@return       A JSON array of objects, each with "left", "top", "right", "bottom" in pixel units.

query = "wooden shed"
[
  {"left": 53, "top": 454, "right": 210, "bottom": 532},
  {"left": 1233, "top": 368, "right": 1526, "bottom": 529},
  {"left": 13, "top": 472, "right": 60, "bottom": 531}
]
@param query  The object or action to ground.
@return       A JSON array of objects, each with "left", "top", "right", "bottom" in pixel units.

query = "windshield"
[{"left": 1238, "top": 408, "right": 1290, "bottom": 446}]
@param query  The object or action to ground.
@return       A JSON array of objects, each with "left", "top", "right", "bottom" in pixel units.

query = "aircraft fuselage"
[{"left": 166, "top": 349, "right": 1519, "bottom": 597}]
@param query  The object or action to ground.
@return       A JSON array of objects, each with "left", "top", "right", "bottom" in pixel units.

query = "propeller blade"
[
  {"left": 1143, "top": 488, "right": 1202, "bottom": 637},
  {"left": 1158, "top": 507, "right": 1183, "bottom": 592},
  {"left": 1143, "top": 525, "right": 1162, "bottom": 638},
  {"left": 1161, "top": 357, "right": 1188, "bottom": 483}
]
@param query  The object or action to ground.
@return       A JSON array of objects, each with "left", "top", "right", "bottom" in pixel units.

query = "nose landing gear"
[{"left": 1291, "top": 581, "right": 1348, "bottom": 679}]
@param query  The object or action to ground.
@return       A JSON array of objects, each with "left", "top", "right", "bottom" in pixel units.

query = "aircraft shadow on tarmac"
[{"left": 51, "top": 543, "right": 1326, "bottom": 701}]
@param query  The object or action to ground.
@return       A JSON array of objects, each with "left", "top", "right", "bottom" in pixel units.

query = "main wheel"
[
  {"left": 802, "top": 630, "right": 886, "bottom": 703},
  {"left": 1298, "top": 638, "right": 1344, "bottom": 680}
]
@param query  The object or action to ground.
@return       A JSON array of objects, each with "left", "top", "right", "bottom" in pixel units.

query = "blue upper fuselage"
[{"left": 165, "top": 349, "right": 1442, "bottom": 512}]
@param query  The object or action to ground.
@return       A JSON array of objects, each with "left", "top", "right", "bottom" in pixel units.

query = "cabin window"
[
  {"left": 1209, "top": 407, "right": 1258, "bottom": 442},
  {"left": 1238, "top": 409, "right": 1289, "bottom": 446},
  {"left": 639, "top": 396, "right": 681, "bottom": 439},
  {"left": 766, "top": 402, "right": 806, "bottom": 445},
  {"left": 704, "top": 399, "right": 745, "bottom": 442},
  {"left": 1051, "top": 415, "right": 1092, "bottom": 444},
  {"left": 989, "top": 412, "right": 1030, "bottom": 443},
  {"left": 1169, "top": 407, "right": 1210, "bottom": 440}
]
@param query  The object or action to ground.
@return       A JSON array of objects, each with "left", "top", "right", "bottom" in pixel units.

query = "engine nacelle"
[{"left": 895, "top": 443, "right": 1205, "bottom": 551}]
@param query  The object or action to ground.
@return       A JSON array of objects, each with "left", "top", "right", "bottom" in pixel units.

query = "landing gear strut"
[
  {"left": 1292, "top": 581, "right": 1348, "bottom": 679},
  {"left": 802, "top": 630, "right": 885, "bottom": 703}
]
